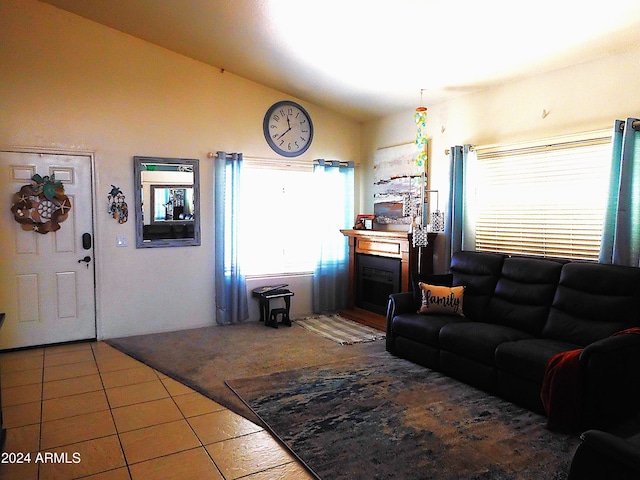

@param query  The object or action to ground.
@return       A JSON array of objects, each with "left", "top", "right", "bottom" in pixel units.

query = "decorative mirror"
[{"left": 133, "top": 156, "right": 201, "bottom": 248}]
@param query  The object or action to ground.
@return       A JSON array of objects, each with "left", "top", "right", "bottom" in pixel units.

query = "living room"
[{"left": 2, "top": 0, "right": 640, "bottom": 478}]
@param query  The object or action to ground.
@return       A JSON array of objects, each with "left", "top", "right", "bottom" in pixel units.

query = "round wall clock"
[{"left": 263, "top": 101, "right": 314, "bottom": 157}]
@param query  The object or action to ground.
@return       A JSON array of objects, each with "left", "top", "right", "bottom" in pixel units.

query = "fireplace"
[
  {"left": 356, "top": 254, "right": 401, "bottom": 315},
  {"left": 340, "top": 229, "right": 436, "bottom": 330}
]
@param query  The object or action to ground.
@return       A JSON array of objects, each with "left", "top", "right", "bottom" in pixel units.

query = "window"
[
  {"left": 239, "top": 160, "right": 316, "bottom": 275},
  {"left": 471, "top": 131, "right": 612, "bottom": 261}
]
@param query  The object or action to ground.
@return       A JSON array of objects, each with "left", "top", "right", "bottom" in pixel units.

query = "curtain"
[
  {"left": 599, "top": 118, "right": 640, "bottom": 267},
  {"left": 214, "top": 152, "right": 249, "bottom": 324},
  {"left": 312, "top": 160, "right": 354, "bottom": 313},
  {"left": 444, "top": 145, "right": 474, "bottom": 267}
]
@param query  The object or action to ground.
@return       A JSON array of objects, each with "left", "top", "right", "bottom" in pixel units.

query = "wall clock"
[{"left": 263, "top": 101, "right": 314, "bottom": 157}]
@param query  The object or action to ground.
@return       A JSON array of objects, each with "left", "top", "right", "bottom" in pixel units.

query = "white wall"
[
  {"left": 0, "top": 0, "right": 361, "bottom": 338},
  {"left": 362, "top": 44, "right": 640, "bottom": 273}
]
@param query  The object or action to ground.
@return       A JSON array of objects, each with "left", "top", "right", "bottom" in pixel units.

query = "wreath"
[{"left": 11, "top": 174, "right": 72, "bottom": 234}]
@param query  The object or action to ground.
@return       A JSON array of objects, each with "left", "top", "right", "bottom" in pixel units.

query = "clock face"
[{"left": 263, "top": 101, "right": 314, "bottom": 157}]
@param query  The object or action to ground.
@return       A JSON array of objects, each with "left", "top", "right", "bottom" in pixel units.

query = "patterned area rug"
[
  {"left": 294, "top": 315, "right": 386, "bottom": 345},
  {"left": 227, "top": 352, "right": 579, "bottom": 480}
]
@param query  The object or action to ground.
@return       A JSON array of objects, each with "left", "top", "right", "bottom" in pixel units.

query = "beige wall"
[
  {"left": 0, "top": 0, "right": 361, "bottom": 338},
  {"left": 362, "top": 44, "right": 640, "bottom": 273},
  {"left": 5, "top": 0, "right": 638, "bottom": 340}
]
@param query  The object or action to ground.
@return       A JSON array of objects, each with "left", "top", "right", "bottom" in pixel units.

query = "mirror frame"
[{"left": 133, "top": 156, "right": 201, "bottom": 248}]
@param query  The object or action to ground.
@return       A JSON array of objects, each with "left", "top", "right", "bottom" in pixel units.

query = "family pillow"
[{"left": 418, "top": 282, "right": 465, "bottom": 316}]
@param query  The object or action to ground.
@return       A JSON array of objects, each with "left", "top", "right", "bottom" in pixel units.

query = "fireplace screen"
[{"left": 356, "top": 254, "right": 401, "bottom": 315}]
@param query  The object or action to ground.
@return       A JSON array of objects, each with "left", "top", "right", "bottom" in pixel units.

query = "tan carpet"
[{"left": 107, "top": 321, "right": 386, "bottom": 424}]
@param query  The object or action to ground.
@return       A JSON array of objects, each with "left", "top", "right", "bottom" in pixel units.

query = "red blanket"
[
  {"left": 540, "top": 327, "right": 640, "bottom": 431},
  {"left": 540, "top": 349, "right": 583, "bottom": 431},
  {"left": 614, "top": 327, "right": 640, "bottom": 337}
]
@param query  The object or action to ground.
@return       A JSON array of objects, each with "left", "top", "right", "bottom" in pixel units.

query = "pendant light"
[{"left": 414, "top": 89, "right": 428, "bottom": 168}]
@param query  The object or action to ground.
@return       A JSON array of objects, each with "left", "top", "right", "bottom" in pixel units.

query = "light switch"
[{"left": 116, "top": 236, "right": 127, "bottom": 247}]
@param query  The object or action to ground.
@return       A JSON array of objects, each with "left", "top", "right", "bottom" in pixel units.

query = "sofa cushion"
[
  {"left": 439, "top": 322, "right": 533, "bottom": 364},
  {"left": 391, "top": 313, "right": 467, "bottom": 347},
  {"left": 495, "top": 338, "right": 581, "bottom": 383},
  {"left": 543, "top": 263, "right": 640, "bottom": 346},
  {"left": 449, "top": 251, "right": 506, "bottom": 321},
  {"left": 417, "top": 283, "right": 465, "bottom": 316},
  {"left": 485, "top": 257, "right": 563, "bottom": 335}
]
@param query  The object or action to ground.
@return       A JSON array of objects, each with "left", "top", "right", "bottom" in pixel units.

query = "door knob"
[{"left": 78, "top": 256, "right": 91, "bottom": 264}]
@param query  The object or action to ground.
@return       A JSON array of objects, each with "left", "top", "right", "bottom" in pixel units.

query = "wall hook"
[{"left": 541, "top": 109, "right": 550, "bottom": 119}]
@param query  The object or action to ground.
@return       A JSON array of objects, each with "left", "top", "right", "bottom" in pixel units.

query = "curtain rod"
[
  {"left": 444, "top": 146, "right": 475, "bottom": 155},
  {"left": 621, "top": 120, "right": 640, "bottom": 131},
  {"left": 314, "top": 159, "right": 355, "bottom": 168},
  {"left": 207, "top": 151, "right": 242, "bottom": 160},
  {"left": 209, "top": 153, "right": 358, "bottom": 167}
]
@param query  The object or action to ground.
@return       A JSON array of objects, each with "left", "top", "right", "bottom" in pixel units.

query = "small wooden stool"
[{"left": 269, "top": 308, "right": 291, "bottom": 327}]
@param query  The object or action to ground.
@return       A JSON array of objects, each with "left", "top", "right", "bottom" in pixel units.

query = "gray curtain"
[
  {"left": 214, "top": 152, "right": 249, "bottom": 324},
  {"left": 444, "top": 145, "right": 472, "bottom": 268},
  {"left": 599, "top": 118, "right": 640, "bottom": 267},
  {"left": 312, "top": 160, "right": 354, "bottom": 313}
]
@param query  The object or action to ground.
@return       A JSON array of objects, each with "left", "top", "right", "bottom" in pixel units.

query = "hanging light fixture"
[
  {"left": 412, "top": 90, "right": 430, "bottom": 251},
  {"left": 414, "top": 89, "right": 428, "bottom": 168}
]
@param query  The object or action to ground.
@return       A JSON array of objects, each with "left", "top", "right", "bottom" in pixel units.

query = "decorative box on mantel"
[{"left": 340, "top": 229, "right": 436, "bottom": 330}]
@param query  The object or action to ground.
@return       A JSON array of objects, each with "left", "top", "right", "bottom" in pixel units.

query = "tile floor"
[{"left": 0, "top": 341, "right": 316, "bottom": 480}]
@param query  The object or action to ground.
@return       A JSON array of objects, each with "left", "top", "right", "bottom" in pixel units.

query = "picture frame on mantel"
[{"left": 354, "top": 214, "right": 375, "bottom": 230}]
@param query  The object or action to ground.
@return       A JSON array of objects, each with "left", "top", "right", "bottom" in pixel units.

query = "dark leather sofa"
[
  {"left": 568, "top": 427, "right": 640, "bottom": 479},
  {"left": 386, "top": 250, "right": 640, "bottom": 430}
]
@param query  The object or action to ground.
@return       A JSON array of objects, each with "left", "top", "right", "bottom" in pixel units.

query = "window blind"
[{"left": 473, "top": 132, "right": 612, "bottom": 261}]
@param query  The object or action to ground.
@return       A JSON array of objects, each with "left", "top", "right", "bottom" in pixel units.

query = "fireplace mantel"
[
  {"left": 341, "top": 229, "right": 411, "bottom": 293},
  {"left": 340, "top": 229, "right": 437, "bottom": 330}
]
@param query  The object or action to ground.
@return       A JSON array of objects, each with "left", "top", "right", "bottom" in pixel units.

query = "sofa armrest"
[
  {"left": 387, "top": 292, "right": 415, "bottom": 317},
  {"left": 581, "top": 333, "right": 640, "bottom": 360},
  {"left": 568, "top": 430, "right": 640, "bottom": 480},
  {"left": 386, "top": 292, "right": 416, "bottom": 353},
  {"left": 579, "top": 333, "right": 640, "bottom": 427},
  {"left": 580, "top": 430, "right": 640, "bottom": 468}
]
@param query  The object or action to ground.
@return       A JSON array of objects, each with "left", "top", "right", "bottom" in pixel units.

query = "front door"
[{"left": 0, "top": 151, "right": 96, "bottom": 349}]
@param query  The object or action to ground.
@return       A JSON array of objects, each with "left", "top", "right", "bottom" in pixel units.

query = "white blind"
[{"left": 473, "top": 132, "right": 612, "bottom": 261}]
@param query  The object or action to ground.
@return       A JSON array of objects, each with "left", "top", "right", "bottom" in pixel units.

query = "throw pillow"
[{"left": 418, "top": 282, "right": 465, "bottom": 316}]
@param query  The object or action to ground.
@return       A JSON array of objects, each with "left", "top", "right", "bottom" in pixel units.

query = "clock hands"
[
  {"left": 276, "top": 115, "right": 293, "bottom": 139},
  {"left": 276, "top": 127, "right": 292, "bottom": 139}
]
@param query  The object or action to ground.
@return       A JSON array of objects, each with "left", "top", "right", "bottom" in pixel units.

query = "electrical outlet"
[{"left": 116, "top": 236, "right": 127, "bottom": 247}]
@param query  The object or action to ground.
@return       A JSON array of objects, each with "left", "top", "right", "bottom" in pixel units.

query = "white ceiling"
[{"left": 43, "top": 0, "right": 640, "bottom": 121}]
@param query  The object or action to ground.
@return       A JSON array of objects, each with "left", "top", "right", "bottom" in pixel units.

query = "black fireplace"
[{"left": 356, "top": 254, "right": 401, "bottom": 315}]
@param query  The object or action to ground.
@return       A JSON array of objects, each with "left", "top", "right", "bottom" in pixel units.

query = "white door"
[{"left": 0, "top": 151, "right": 96, "bottom": 349}]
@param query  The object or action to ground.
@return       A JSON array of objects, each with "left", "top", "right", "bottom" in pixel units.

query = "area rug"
[
  {"left": 295, "top": 315, "right": 386, "bottom": 345},
  {"left": 227, "top": 352, "right": 580, "bottom": 480}
]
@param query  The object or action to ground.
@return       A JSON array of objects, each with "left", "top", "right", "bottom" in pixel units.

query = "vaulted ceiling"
[{"left": 43, "top": 0, "right": 640, "bottom": 121}]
